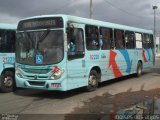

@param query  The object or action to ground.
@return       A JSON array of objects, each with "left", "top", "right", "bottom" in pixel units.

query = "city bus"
[
  {"left": 0, "top": 23, "right": 16, "bottom": 92},
  {"left": 15, "top": 14, "right": 154, "bottom": 91}
]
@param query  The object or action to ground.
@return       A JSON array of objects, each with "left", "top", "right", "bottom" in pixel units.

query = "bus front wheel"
[
  {"left": 86, "top": 70, "right": 99, "bottom": 92},
  {"left": 0, "top": 71, "right": 15, "bottom": 93}
]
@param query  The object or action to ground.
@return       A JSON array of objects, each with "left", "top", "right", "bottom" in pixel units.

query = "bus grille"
[
  {"left": 22, "top": 68, "right": 51, "bottom": 74},
  {"left": 28, "top": 81, "right": 45, "bottom": 86}
]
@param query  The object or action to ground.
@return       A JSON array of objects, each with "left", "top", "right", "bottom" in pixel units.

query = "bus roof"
[
  {"left": 0, "top": 23, "right": 17, "bottom": 30},
  {"left": 19, "top": 14, "right": 153, "bottom": 34}
]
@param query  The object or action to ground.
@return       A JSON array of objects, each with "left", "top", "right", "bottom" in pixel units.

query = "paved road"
[{"left": 0, "top": 58, "right": 160, "bottom": 115}]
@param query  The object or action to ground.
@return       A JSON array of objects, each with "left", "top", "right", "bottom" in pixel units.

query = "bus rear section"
[{"left": 0, "top": 23, "right": 16, "bottom": 92}]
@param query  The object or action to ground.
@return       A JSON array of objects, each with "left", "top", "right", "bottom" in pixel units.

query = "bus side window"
[
  {"left": 0, "top": 30, "right": 15, "bottom": 53},
  {"left": 125, "top": 31, "right": 135, "bottom": 49},
  {"left": 0, "top": 29, "right": 5, "bottom": 52},
  {"left": 85, "top": 25, "right": 99, "bottom": 50},
  {"left": 150, "top": 35, "right": 154, "bottom": 49},
  {"left": 100, "top": 27, "right": 113, "bottom": 50},
  {"left": 114, "top": 29, "right": 125, "bottom": 49},
  {"left": 67, "top": 27, "right": 85, "bottom": 60},
  {"left": 135, "top": 33, "right": 142, "bottom": 49},
  {"left": 143, "top": 33, "right": 150, "bottom": 49}
]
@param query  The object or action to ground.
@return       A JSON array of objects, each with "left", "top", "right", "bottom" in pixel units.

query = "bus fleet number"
[{"left": 3, "top": 57, "right": 15, "bottom": 63}]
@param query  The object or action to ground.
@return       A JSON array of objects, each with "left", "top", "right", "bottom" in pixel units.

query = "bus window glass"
[
  {"left": 16, "top": 30, "right": 64, "bottom": 65},
  {"left": 143, "top": 34, "right": 150, "bottom": 49},
  {"left": 67, "top": 28, "right": 84, "bottom": 59},
  {"left": 100, "top": 27, "right": 112, "bottom": 50},
  {"left": 0, "top": 30, "right": 15, "bottom": 53},
  {"left": 85, "top": 25, "right": 99, "bottom": 50},
  {"left": 150, "top": 35, "right": 154, "bottom": 49},
  {"left": 114, "top": 29, "right": 125, "bottom": 49},
  {"left": 135, "top": 33, "right": 142, "bottom": 48},
  {"left": 125, "top": 31, "right": 135, "bottom": 49}
]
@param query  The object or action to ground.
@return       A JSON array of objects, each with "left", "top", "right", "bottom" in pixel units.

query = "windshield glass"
[{"left": 16, "top": 30, "right": 64, "bottom": 65}]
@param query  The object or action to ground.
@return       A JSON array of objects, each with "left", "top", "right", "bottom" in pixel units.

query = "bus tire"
[
  {"left": 86, "top": 70, "right": 99, "bottom": 92},
  {"left": 0, "top": 71, "right": 15, "bottom": 93},
  {"left": 136, "top": 62, "right": 142, "bottom": 77}
]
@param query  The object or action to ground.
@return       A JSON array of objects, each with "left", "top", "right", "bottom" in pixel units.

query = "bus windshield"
[{"left": 16, "top": 30, "right": 64, "bottom": 65}]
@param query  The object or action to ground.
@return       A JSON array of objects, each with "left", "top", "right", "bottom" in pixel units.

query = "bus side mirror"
[
  {"left": 66, "top": 27, "right": 69, "bottom": 34},
  {"left": 67, "top": 23, "right": 74, "bottom": 34}
]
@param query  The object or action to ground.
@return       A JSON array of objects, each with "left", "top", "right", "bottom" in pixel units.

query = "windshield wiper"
[
  {"left": 38, "top": 30, "right": 50, "bottom": 42},
  {"left": 23, "top": 30, "right": 50, "bottom": 49},
  {"left": 35, "top": 30, "right": 50, "bottom": 49}
]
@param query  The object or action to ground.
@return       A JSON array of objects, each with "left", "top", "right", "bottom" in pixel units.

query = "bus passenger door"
[{"left": 66, "top": 23, "right": 86, "bottom": 90}]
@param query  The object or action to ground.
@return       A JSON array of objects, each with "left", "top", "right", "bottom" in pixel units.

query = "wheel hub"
[
  {"left": 4, "top": 76, "right": 13, "bottom": 87},
  {"left": 89, "top": 75, "right": 97, "bottom": 86},
  {"left": 138, "top": 66, "right": 142, "bottom": 75}
]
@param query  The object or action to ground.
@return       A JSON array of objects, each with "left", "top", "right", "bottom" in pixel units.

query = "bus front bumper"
[{"left": 15, "top": 75, "right": 67, "bottom": 91}]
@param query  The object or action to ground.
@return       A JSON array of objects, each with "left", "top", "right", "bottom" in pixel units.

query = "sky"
[{"left": 0, "top": 0, "right": 160, "bottom": 31}]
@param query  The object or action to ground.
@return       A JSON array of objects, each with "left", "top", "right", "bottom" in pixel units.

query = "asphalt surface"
[{"left": 0, "top": 58, "right": 160, "bottom": 119}]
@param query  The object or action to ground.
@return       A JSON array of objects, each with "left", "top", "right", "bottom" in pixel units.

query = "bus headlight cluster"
[
  {"left": 50, "top": 66, "right": 64, "bottom": 80},
  {"left": 15, "top": 68, "right": 23, "bottom": 78}
]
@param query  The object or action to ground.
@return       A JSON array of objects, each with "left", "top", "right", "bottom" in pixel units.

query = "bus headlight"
[
  {"left": 50, "top": 66, "right": 64, "bottom": 80},
  {"left": 15, "top": 68, "right": 23, "bottom": 78}
]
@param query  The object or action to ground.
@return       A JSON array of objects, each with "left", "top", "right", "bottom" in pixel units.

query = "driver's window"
[{"left": 67, "top": 27, "right": 85, "bottom": 60}]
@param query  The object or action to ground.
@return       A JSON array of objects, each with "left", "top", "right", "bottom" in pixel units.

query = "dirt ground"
[{"left": 65, "top": 88, "right": 160, "bottom": 120}]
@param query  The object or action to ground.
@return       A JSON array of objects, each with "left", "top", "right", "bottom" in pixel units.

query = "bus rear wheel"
[
  {"left": 0, "top": 71, "right": 15, "bottom": 93},
  {"left": 86, "top": 70, "right": 98, "bottom": 92},
  {"left": 136, "top": 62, "right": 142, "bottom": 77}
]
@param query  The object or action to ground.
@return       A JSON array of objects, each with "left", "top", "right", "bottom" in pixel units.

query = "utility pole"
[
  {"left": 90, "top": 0, "right": 93, "bottom": 19},
  {"left": 153, "top": 5, "right": 158, "bottom": 55}
]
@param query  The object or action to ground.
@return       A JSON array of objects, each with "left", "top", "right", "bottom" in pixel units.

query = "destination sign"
[{"left": 18, "top": 17, "right": 63, "bottom": 31}]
